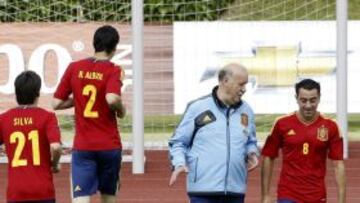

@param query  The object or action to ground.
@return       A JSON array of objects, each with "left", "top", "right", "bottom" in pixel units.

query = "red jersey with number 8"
[
  {"left": 54, "top": 58, "right": 122, "bottom": 150},
  {"left": 0, "top": 107, "right": 61, "bottom": 201},
  {"left": 261, "top": 113, "right": 343, "bottom": 202}
]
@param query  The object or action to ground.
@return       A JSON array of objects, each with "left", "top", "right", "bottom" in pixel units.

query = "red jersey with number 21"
[
  {"left": 261, "top": 113, "right": 343, "bottom": 202},
  {"left": 0, "top": 107, "right": 61, "bottom": 201},
  {"left": 54, "top": 58, "right": 123, "bottom": 150}
]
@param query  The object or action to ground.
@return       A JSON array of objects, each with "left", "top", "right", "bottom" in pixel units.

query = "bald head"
[
  {"left": 217, "top": 63, "right": 248, "bottom": 106},
  {"left": 218, "top": 63, "right": 248, "bottom": 82}
]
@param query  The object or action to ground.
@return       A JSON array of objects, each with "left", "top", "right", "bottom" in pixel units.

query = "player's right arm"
[
  {"left": 261, "top": 156, "right": 275, "bottom": 203},
  {"left": 52, "top": 97, "right": 74, "bottom": 110},
  {"left": 52, "top": 64, "right": 74, "bottom": 110},
  {"left": 261, "top": 119, "right": 282, "bottom": 203}
]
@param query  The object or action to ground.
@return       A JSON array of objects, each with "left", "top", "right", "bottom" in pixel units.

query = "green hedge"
[
  {"left": 144, "top": 0, "right": 235, "bottom": 22},
  {"left": 2, "top": 0, "right": 360, "bottom": 22},
  {"left": 0, "top": 0, "right": 234, "bottom": 22}
]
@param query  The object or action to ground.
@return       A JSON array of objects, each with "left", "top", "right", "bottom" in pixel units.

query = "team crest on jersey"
[
  {"left": 317, "top": 126, "right": 329, "bottom": 141},
  {"left": 241, "top": 113, "right": 248, "bottom": 127},
  {"left": 241, "top": 113, "right": 249, "bottom": 136}
]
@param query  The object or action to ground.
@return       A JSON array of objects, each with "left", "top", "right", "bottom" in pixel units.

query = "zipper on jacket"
[
  {"left": 194, "top": 157, "right": 198, "bottom": 182},
  {"left": 224, "top": 108, "right": 231, "bottom": 194}
]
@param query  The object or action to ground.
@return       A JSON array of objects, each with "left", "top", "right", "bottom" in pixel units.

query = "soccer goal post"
[{"left": 336, "top": 0, "right": 348, "bottom": 158}]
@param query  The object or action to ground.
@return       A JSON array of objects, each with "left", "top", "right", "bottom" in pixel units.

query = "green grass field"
[{"left": 59, "top": 114, "right": 360, "bottom": 143}]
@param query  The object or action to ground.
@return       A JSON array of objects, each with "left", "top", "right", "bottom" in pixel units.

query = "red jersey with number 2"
[
  {"left": 261, "top": 113, "right": 343, "bottom": 202},
  {"left": 0, "top": 107, "right": 61, "bottom": 201},
  {"left": 54, "top": 58, "right": 123, "bottom": 150}
]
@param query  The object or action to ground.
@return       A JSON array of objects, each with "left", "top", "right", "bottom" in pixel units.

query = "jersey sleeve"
[
  {"left": 54, "top": 64, "right": 73, "bottom": 100},
  {"left": 106, "top": 66, "right": 123, "bottom": 95},
  {"left": 328, "top": 121, "right": 344, "bottom": 160},
  {"left": 46, "top": 113, "right": 61, "bottom": 144},
  {"left": 261, "top": 120, "right": 282, "bottom": 158}
]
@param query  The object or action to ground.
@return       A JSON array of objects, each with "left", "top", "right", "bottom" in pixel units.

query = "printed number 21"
[
  {"left": 82, "top": 84, "right": 99, "bottom": 118},
  {"left": 10, "top": 130, "right": 40, "bottom": 167},
  {"left": 302, "top": 142, "right": 309, "bottom": 155}
]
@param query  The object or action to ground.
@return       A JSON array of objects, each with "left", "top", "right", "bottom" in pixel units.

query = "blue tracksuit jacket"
[{"left": 169, "top": 87, "right": 259, "bottom": 196}]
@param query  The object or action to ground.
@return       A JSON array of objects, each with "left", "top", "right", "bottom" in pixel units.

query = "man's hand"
[
  {"left": 247, "top": 153, "right": 259, "bottom": 171},
  {"left": 169, "top": 165, "right": 188, "bottom": 186},
  {"left": 261, "top": 195, "right": 272, "bottom": 203},
  {"left": 51, "top": 163, "right": 61, "bottom": 173},
  {"left": 116, "top": 107, "right": 126, "bottom": 118}
]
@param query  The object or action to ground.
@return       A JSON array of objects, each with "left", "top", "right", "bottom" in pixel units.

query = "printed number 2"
[
  {"left": 82, "top": 84, "right": 99, "bottom": 118},
  {"left": 302, "top": 142, "right": 309, "bottom": 155},
  {"left": 10, "top": 130, "right": 40, "bottom": 167}
]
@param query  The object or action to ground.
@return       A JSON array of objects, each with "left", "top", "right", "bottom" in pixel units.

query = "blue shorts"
[
  {"left": 71, "top": 149, "right": 122, "bottom": 198},
  {"left": 189, "top": 195, "right": 245, "bottom": 203},
  {"left": 8, "top": 200, "right": 55, "bottom": 203},
  {"left": 278, "top": 200, "right": 297, "bottom": 203}
]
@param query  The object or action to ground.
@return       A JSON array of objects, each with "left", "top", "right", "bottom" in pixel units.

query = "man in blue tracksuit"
[{"left": 169, "top": 63, "right": 259, "bottom": 203}]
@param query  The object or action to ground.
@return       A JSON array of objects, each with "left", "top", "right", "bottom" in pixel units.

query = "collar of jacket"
[{"left": 212, "top": 86, "right": 243, "bottom": 110}]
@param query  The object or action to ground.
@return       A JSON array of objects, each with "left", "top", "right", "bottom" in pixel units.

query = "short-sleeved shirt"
[
  {"left": 262, "top": 112, "right": 343, "bottom": 202},
  {"left": 54, "top": 58, "right": 123, "bottom": 150},
  {"left": 0, "top": 107, "right": 61, "bottom": 201}
]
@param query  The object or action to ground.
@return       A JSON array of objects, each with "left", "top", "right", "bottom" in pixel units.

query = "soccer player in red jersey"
[
  {"left": 0, "top": 71, "right": 62, "bottom": 203},
  {"left": 261, "top": 79, "right": 346, "bottom": 203},
  {"left": 52, "top": 25, "right": 125, "bottom": 203}
]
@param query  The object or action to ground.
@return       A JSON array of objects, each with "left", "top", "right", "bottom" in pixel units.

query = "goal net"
[{"left": 0, "top": 0, "right": 342, "bottom": 152}]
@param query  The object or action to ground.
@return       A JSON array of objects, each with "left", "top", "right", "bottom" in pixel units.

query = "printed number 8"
[{"left": 303, "top": 142, "right": 309, "bottom": 155}]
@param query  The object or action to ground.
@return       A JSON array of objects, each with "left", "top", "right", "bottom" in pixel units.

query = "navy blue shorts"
[
  {"left": 71, "top": 149, "right": 122, "bottom": 198},
  {"left": 8, "top": 200, "right": 55, "bottom": 203},
  {"left": 278, "top": 200, "right": 297, "bottom": 203},
  {"left": 189, "top": 195, "right": 245, "bottom": 203}
]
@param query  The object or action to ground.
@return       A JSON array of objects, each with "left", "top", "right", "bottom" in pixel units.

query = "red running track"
[{"left": 0, "top": 143, "right": 360, "bottom": 203}]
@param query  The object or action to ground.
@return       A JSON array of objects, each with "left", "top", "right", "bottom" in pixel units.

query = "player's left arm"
[
  {"left": 329, "top": 120, "right": 346, "bottom": 203},
  {"left": 47, "top": 113, "right": 62, "bottom": 173},
  {"left": 105, "top": 93, "right": 126, "bottom": 118},
  {"left": 333, "top": 160, "right": 346, "bottom": 203},
  {"left": 106, "top": 67, "right": 126, "bottom": 118},
  {"left": 50, "top": 143, "right": 62, "bottom": 173}
]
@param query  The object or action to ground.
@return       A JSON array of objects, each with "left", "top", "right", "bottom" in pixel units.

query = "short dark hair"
[
  {"left": 14, "top": 71, "right": 41, "bottom": 105},
  {"left": 93, "top": 25, "right": 119, "bottom": 54},
  {"left": 295, "top": 78, "right": 321, "bottom": 96}
]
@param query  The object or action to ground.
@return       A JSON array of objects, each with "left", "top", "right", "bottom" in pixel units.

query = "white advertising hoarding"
[{"left": 174, "top": 21, "right": 360, "bottom": 114}]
